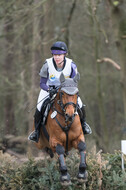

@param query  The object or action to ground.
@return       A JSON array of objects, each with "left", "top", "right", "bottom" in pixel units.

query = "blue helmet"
[{"left": 51, "top": 41, "right": 68, "bottom": 54}]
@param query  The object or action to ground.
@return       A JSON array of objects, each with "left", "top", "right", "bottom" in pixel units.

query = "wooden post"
[{"left": 121, "top": 140, "right": 126, "bottom": 170}]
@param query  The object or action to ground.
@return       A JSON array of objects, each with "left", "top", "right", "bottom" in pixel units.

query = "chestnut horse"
[{"left": 34, "top": 73, "right": 87, "bottom": 185}]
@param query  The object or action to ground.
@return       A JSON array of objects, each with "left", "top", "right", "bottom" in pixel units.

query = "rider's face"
[{"left": 53, "top": 54, "right": 65, "bottom": 67}]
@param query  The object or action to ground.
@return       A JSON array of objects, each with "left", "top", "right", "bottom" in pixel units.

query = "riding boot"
[
  {"left": 28, "top": 109, "right": 42, "bottom": 143},
  {"left": 80, "top": 105, "right": 92, "bottom": 135}
]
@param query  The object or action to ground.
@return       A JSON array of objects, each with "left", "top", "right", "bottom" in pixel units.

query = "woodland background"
[{"left": 0, "top": 0, "right": 126, "bottom": 155}]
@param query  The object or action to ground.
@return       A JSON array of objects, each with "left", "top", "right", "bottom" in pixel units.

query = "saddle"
[
  {"left": 40, "top": 98, "right": 54, "bottom": 158},
  {"left": 41, "top": 98, "right": 51, "bottom": 125},
  {"left": 40, "top": 98, "right": 53, "bottom": 141}
]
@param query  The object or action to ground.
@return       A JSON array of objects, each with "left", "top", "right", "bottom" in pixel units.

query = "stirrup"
[{"left": 28, "top": 130, "right": 38, "bottom": 142}]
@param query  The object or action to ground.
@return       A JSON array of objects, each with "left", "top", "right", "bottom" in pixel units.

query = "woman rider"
[{"left": 28, "top": 41, "right": 92, "bottom": 142}]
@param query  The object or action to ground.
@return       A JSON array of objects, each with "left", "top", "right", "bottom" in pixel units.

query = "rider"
[{"left": 28, "top": 41, "right": 92, "bottom": 143}]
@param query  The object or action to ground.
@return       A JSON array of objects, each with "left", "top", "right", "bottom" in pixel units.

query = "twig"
[
  {"left": 96, "top": 149, "right": 103, "bottom": 190},
  {"left": 121, "top": 35, "right": 126, "bottom": 39},
  {"left": 97, "top": 57, "right": 121, "bottom": 70}
]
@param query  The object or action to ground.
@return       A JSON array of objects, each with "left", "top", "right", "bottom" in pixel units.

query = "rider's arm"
[
  {"left": 70, "top": 62, "right": 78, "bottom": 78},
  {"left": 39, "top": 61, "right": 49, "bottom": 91},
  {"left": 40, "top": 77, "right": 49, "bottom": 91}
]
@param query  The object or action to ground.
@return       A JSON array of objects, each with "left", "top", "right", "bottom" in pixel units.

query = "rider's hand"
[{"left": 49, "top": 88, "right": 57, "bottom": 98}]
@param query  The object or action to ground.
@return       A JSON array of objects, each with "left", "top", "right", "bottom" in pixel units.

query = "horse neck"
[{"left": 54, "top": 92, "right": 63, "bottom": 112}]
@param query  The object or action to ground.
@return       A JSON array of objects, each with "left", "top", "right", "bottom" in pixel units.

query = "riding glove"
[{"left": 49, "top": 88, "right": 57, "bottom": 98}]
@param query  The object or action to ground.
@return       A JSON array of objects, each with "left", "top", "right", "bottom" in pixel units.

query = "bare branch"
[
  {"left": 97, "top": 57, "right": 121, "bottom": 70},
  {"left": 121, "top": 35, "right": 126, "bottom": 39}
]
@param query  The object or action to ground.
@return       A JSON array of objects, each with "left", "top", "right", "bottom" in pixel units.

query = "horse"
[{"left": 34, "top": 72, "right": 88, "bottom": 185}]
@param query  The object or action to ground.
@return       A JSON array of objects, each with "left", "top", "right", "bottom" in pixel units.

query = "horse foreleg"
[
  {"left": 77, "top": 141, "right": 88, "bottom": 182},
  {"left": 56, "top": 144, "right": 71, "bottom": 185}
]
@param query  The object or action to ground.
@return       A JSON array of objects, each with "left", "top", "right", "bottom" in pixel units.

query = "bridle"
[{"left": 58, "top": 90, "right": 78, "bottom": 123}]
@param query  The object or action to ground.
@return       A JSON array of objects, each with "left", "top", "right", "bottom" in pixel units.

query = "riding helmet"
[{"left": 51, "top": 41, "right": 68, "bottom": 54}]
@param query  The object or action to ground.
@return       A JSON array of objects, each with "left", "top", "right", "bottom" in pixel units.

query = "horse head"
[{"left": 58, "top": 72, "right": 80, "bottom": 123}]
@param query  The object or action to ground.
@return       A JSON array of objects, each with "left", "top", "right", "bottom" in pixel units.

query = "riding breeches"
[
  {"left": 37, "top": 89, "right": 83, "bottom": 112},
  {"left": 37, "top": 89, "right": 49, "bottom": 111}
]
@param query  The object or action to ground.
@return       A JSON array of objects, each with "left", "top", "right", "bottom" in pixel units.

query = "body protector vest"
[{"left": 44, "top": 57, "right": 73, "bottom": 87}]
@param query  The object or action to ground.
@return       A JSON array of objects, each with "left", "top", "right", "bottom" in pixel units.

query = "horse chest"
[{"left": 68, "top": 128, "right": 81, "bottom": 140}]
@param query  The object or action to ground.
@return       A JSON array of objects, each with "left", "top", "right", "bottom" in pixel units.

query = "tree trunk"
[
  {"left": 28, "top": 0, "right": 45, "bottom": 156},
  {"left": 43, "top": 0, "right": 55, "bottom": 60},
  {"left": 107, "top": 1, "right": 126, "bottom": 127},
  {"left": 88, "top": 0, "right": 108, "bottom": 151},
  {"left": 4, "top": 15, "right": 15, "bottom": 135}
]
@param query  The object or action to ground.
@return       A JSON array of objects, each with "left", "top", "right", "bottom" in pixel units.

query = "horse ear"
[
  {"left": 60, "top": 72, "right": 65, "bottom": 83},
  {"left": 73, "top": 72, "right": 80, "bottom": 83}
]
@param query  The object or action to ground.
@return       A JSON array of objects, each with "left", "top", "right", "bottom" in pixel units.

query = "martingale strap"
[
  {"left": 54, "top": 116, "right": 73, "bottom": 154},
  {"left": 52, "top": 104, "right": 64, "bottom": 116}
]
